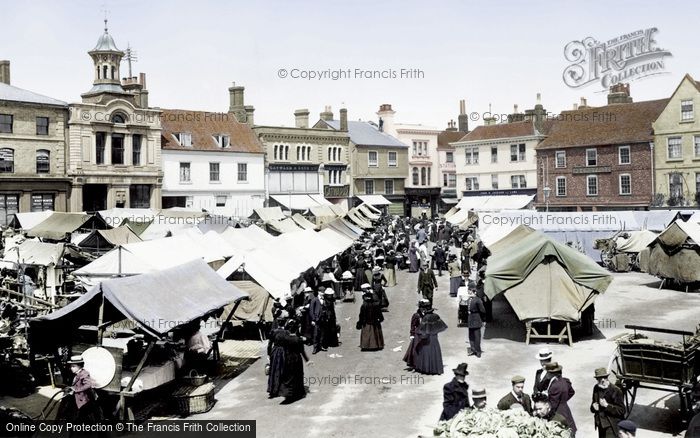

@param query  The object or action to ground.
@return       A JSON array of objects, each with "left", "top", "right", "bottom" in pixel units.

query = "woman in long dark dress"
[
  {"left": 320, "top": 290, "right": 339, "bottom": 348},
  {"left": 408, "top": 242, "right": 419, "bottom": 273},
  {"left": 403, "top": 300, "right": 429, "bottom": 369},
  {"left": 353, "top": 255, "right": 367, "bottom": 291},
  {"left": 371, "top": 267, "right": 390, "bottom": 310},
  {"left": 267, "top": 321, "right": 287, "bottom": 398},
  {"left": 413, "top": 308, "right": 448, "bottom": 375},
  {"left": 279, "top": 320, "right": 308, "bottom": 402},
  {"left": 357, "top": 292, "right": 384, "bottom": 351}
]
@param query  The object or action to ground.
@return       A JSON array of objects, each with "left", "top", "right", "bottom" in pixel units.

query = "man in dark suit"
[
  {"left": 308, "top": 289, "right": 322, "bottom": 354},
  {"left": 497, "top": 375, "right": 533, "bottom": 414},
  {"left": 417, "top": 263, "right": 438, "bottom": 306},
  {"left": 433, "top": 243, "right": 447, "bottom": 276},
  {"left": 590, "top": 368, "right": 625, "bottom": 438},
  {"left": 439, "top": 363, "right": 470, "bottom": 421},
  {"left": 544, "top": 362, "right": 577, "bottom": 436},
  {"left": 465, "top": 287, "right": 485, "bottom": 358}
]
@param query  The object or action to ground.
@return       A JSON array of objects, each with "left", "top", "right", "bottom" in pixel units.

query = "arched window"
[
  {"left": 412, "top": 167, "right": 419, "bottom": 185},
  {"left": 111, "top": 66, "right": 116, "bottom": 79},
  {"left": 111, "top": 113, "right": 126, "bottom": 124},
  {"left": 328, "top": 148, "right": 332, "bottom": 162},
  {"left": 36, "top": 149, "right": 50, "bottom": 173},
  {"left": 427, "top": 167, "right": 431, "bottom": 185},
  {"left": 0, "top": 148, "right": 14, "bottom": 173},
  {"left": 273, "top": 145, "right": 278, "bottom": 160},
  {"left": 285, "top": 145, "right": 289, "bottom": 160},
  {"left": 102, "top": 65, "right": 108, "bottom": 80},
  {"left": 421, "top": 167, "right": 426, "bottom": 186},
  {"left": 96, "top": 66, "right": 100, "bottom": 79}
]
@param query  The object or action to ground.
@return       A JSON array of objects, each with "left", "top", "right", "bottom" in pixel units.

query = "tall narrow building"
[{"left": 67, "top": 21, "right": 162, "bottom": 211}]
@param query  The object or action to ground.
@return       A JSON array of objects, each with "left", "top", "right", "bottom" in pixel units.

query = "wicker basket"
[
  {"left": 173, "top": 382, "right": 216, "bottom": 416},
  {"left": 182, "top": 369, "right": 207, "bottom": 386}
]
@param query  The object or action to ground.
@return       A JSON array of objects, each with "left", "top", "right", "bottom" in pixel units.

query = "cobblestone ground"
[{"left": 196, "top": 244, "right": 700, "bottom": 438}]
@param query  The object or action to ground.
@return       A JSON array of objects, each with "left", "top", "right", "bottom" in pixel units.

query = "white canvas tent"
[
  {"left": 217, "top": 228, "right": 354, "bottom": 299},
  {"left": 9, "top": 210, "right": 54, "bottom": 230},
  {"left": 74, "top": 234, "right": 227, "bottom": 285}
]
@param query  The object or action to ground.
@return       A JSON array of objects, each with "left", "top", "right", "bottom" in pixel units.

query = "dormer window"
[
  {"left": 111, "top": 113, "right": 126, "bottom": 124},
  {"left": 213, "top": 134, "right": 230, "bottom": 148},
  {"left": 176, "top": 133, "right": 192, "bottom": 147}
]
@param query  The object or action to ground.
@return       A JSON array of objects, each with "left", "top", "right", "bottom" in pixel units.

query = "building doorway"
[{"left": 83, "top": 184, "right": 108, "bottom": 212}]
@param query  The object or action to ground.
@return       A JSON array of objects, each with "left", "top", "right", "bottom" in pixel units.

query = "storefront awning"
[
  {"left": 357, "top": 195, "right": 391, "bottom": 206},
  {"left": 271, "top": 194, "right": 333, "bottom": 211},
  {"left": 441, "top": 198, "right": 459, "bottom": 204}
]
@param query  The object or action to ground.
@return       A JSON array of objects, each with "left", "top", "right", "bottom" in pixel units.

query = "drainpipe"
[{"left": 649, "top": 141, "right": 655, "bottom": 208}]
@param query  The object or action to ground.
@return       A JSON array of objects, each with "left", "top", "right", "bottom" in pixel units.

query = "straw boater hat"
[
  {"left": 471, "top": 388, "right": 486, "bottom": 400},
  {"left": 341, "top": 271, "right": 353, "bottom": 280},
  {"left": 535, "top": 348, "right": 553, "bottom": 361},
  {"left": 372, "top": 266, "right": 382, "bottom": 274},
  {"left": 594, "top": 368, "right": 610, "bottom": 379},
  {"left": 303, "top": 286, "right": 313, "bottom": 293},
  {"left": 360, "top": 283, "right": 371, "bottom": 290},
  {"left": 67, "top": 355, "right": 84, "bottom": 365},
  {"left": 452, "top": 363, "right": 469, "bottom": 376},
  {"left": 418, "top": 299, "right": 431, "bottom": 308},
  {"left": 323, "top": 288, "right": 335, "bottom": 296}
]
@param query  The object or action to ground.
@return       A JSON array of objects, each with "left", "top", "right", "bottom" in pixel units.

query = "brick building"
[
  {"left": 0, "top": 61, "right": 71, "bottom": 225},
  {"left": 535, "top": 86, "right": 668, "bottom": 211}
]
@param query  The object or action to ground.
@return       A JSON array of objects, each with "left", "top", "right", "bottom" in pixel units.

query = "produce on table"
[{"left": 433, "top": 408, "right": 571, "bottom": 438}]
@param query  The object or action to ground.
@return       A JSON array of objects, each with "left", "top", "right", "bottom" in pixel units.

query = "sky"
[{"left": 1, "top": 0, "right": 698, "bottom": 129}]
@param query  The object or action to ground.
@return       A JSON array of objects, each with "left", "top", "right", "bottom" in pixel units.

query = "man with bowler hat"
[{"left": 439, "top": 363, "right": 470, "bottom": 421}]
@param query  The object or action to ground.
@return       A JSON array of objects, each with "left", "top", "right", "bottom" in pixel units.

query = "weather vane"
[{"left": 125, "top": 43, "right": 138, "bottom": 77}]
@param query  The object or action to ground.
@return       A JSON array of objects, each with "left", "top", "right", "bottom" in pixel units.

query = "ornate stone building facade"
[{"left": 67, "top": 22, "right": 162, "bottom": 211}]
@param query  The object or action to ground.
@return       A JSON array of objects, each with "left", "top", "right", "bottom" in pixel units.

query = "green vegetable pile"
[{"left": 434, "top": 408, "right": 571, "bottom": 438}]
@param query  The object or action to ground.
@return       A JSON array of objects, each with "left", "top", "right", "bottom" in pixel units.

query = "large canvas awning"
[
  {"left": 357, "top": 195, "right": 391, "bottom": 206},
  {"left": 27, "top": 212, "right": 108, "bottom": 240},
  {"left": 250, "top": 207, "right": 286, "bottom": 222},
  {"left": 455, "top": 195, "right": 534, "bottom": 212},
  {"left": 270, "top": 194, "right": 333, "bottom": 211},
  {"left": 9, "top": 210, "right": 54, "bottom": 230},
  {"left": 32, "top": 259, "right": 249, "bottom": 341}
]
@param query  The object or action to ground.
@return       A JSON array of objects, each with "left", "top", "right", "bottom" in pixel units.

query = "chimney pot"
[
  {"left": 536, "top": 93, "right": 541, "bottom": 105},
  {"left": 573, "top": 103, "right": 579, "bottom": 110},
  {"left": 514, "top": 104, "right": 519, "bottom": 113}
]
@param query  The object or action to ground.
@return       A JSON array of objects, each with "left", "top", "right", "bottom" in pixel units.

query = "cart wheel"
[{"left": 608, "top": 351, "right": 623, "bottom": 385}]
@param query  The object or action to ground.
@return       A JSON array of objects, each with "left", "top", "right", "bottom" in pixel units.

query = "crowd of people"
[{"left": 262, "top": 211, "right": 646, "bottom": 438}]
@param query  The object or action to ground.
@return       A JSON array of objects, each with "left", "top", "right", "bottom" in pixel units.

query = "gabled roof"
[
  {"left": 0, "top": 82, "right": 67, "bottom": 107},
  {"left": 456, "top": 120, "right": 537, "bottom": 143},
  {"left": 537, "top": 99, "right": 669, "bottom": 150},
  {"left": 161, "top": 109, "right": 264, "bottom": 154},
  {"left": 321, "top": 119, "right": 407, "bottom": 147}
]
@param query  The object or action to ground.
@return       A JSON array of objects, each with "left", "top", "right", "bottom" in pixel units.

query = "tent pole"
[
  {"left": 120, "top": 340, "right": 155, "bottom": 420},
  {"left": 118, "top": 245, "right": 122, "bottom": 276},
  {"left": 215, "top": 299, "right": 247, "bottom": 356},
  {"left": 97, "top": 284, "right": 105, "bottom": 344}
]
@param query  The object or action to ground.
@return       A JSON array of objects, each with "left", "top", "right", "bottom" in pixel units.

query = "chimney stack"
[
  {"left": 228, "top": 82, "right": 255, "bottom": 125},
  {"left": 0, "top": 60, "right": 10, "bottom": 85},
  {"left": 320, "top": 105, "right": 334, "bottom": 121},
  {"left": 608, "top": 83, "right": 633, "bottom": 105},
  {"left": 573, "top": 103, "right": 579, "bottom": 110},
  {"left": 457, "top": 99, "right": 469, "bottom": 132},
  {"left": 339, "top": 108, "right": 348, "bottom": 131},
  {"left": 446, "top": 119, "right": 458, "bottom": 132},
  {"left": 294, "top": 109, "right": 310, "bottom": 128},
  {"left": 228, "top": 83, "right": 245, "bottom": 111}
]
